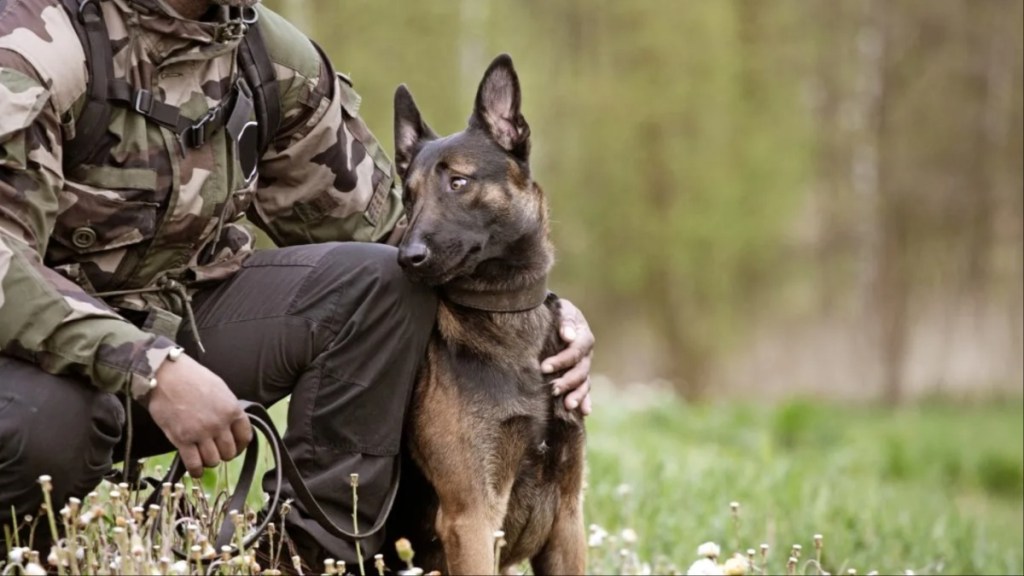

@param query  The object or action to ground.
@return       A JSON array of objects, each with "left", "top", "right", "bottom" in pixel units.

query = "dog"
[{"left": 386, "top": 54, "right": 587, "bottom": 575}]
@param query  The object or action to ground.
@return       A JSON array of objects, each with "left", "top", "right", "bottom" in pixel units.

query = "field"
[
  {"left": 3, "top": 384, "right": 1022, "bottom": 575},
  {"left": 583, "top": 383, "right": 1024, "bottom": 575}
]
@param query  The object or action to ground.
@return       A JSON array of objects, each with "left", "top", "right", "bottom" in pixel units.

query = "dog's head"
[{"left": 393, "top": 54, "right": 546, "bottom": 286}]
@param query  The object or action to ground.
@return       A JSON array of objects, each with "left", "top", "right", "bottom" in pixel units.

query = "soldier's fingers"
[
  {"left": 580, "top": 393, "right": 593, "bottom": 416},
  {"left": 563, "top": 376, "right": 591, "bottom": 412},
  {"left": 550, "top": 352, "right": 591, "bottom": 396},
  {"left": 541, "top": 341, "right": 586, "bottom": 375},
  {"left": 555, "top": 299, "right": 595, "bottom": 348},
  {"left": 215, "top": 429, "right": 238, "bottom": 462},
  {"left": 197, "top": 439, "right": 221, "bottom": 471},
  {"left": 231, "top": 414, "right": 253, "bottom": 450},
  {"left": 179, "top": 445, "right": 204, "bottom": 479}
]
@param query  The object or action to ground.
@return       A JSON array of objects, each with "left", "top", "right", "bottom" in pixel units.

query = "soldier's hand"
[
  {"left": 144, "top": 354, "right": 253, "bottom": 478},
  {"left": 542, "top": 298, "right": 595, "bottom": 416}
]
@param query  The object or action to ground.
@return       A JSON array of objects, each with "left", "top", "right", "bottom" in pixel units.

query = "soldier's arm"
[
  {"left": 247, "top": 8, "right": 404, "bottom": 246},
  {"left": 0, "top": 47, "right": 175, "bottom": 398}
]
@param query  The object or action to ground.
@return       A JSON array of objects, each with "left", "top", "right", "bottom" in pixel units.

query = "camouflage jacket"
[{"left": 0, "top": 0, "right": 404, "bottom": 397}]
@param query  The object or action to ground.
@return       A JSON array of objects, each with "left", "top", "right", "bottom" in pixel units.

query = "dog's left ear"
[
  {"left": 394, "top": 84, "right": 437, "bottom": 179},
  {"left": 470, "top": 54, "right": 531, "bottom": 162}
]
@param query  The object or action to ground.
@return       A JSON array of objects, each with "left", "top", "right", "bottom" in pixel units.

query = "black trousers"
[{"left": 0, "top": 242, "right": 437, "bottom": 561}]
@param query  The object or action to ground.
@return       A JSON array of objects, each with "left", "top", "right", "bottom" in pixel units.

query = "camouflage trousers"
[{"left": 0, "top": 242, "right": 437, "bottom": 562}]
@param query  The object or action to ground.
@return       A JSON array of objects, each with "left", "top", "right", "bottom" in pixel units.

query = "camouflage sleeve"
[
  {"left": 0, "top": 47, "right": 175, "bottom": 398},
  {"left": 247, "top": 7, "right": 405, "bottom": 245}
]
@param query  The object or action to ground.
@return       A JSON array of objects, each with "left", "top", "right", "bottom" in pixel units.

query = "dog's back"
[{"left": 386, "top": 55, "right": 587, "bottom": 575}]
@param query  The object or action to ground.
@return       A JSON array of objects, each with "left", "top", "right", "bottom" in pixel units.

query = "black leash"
[{"left": 143, "top": 401, "right": 400, "bottom": 559}]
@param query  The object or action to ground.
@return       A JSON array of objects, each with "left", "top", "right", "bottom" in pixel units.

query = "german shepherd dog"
[{"left": 387, "top": 54, "right": 587, "bottom": 574}]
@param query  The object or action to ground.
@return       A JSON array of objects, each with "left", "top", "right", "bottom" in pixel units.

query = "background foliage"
[{"left": 266, "top": 0, "right": 1023, "bottom": 403}]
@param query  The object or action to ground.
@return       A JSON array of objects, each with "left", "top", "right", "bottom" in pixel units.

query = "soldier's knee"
[
  {"left": 0, "top": 383, "right": 123, "bottom": 516},
  {"left": 321, "top": 242, "right": 438, "bottom": 338}
]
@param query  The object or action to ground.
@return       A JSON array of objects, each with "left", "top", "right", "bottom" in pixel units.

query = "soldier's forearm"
[{"left": 0, "top": 233, "right": 175, "bottom": 395}]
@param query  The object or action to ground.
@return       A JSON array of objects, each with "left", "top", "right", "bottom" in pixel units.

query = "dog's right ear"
[{"left": 394, "top": 84, "right": 437, "bottom": 179}]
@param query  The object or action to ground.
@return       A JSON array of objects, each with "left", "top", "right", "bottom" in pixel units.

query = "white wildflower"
[
  {"left": 170, "top": 560, "right": 190, "bottom": 575},
  {"left": 687, "top": 558, "right": 724, "bottom": 576},
  {"left": 8, "top": 547, "right": 26, "bottom": 564},
  {"left": 23, "top": 563, "right": 47, "bottom": 576},
  {"left": 698, "top": 541, "right": 721, "bottom": 559},
  {"left": 723, "top": 555, "right": 748, "bottom": 575},
  {"left": 616, "top": 483, "right": 632, "bottom": 497},
  {"left": 588, "top": 524, "right": 608, "bottom": 547},
  {"left": 621, "top": 528, "right": 638, "bottom": 544}
]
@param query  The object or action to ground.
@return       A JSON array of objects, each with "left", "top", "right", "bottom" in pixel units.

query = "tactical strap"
[
  {"left": 61, "top": 0, "right": 114, "bottom": 168},
  {"left": 59, "top": 0, "right": 280, "bottom": 171},
  {"left": 237, "top": 15, "right": 280, "bottom": 158},
  {"left": 108, "top": 80, "right": 235, "bottom": 151},
  {"left": 442, "top": 276, "right": 549, "bottom": 313}
]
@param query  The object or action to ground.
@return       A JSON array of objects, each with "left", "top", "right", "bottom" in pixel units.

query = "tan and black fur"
[{"left": 386, "top": 55, "right": 587, "bottom": 575}]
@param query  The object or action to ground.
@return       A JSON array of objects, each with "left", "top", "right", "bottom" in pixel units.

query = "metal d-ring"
[{"left": 241, "top": 6, "right": 259, "bottom": 25}]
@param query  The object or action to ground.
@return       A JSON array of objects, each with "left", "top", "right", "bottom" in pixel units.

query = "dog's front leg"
[
  {"left": 529, "top": 491, "right": 586, "bottom": 575},
  {"left": 435, "top": 501, "right": 498, "bottom": 575},
  {"left": 531, "top": 428, "right": 587, "bottom": 575}
]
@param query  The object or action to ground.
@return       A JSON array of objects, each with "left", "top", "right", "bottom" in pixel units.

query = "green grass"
[
  {"left": 5, "top": 392, "right": 1022, "bottom": 575},
  {"left": 582, "top": 389, "right": 1024, "bottom": 575}
]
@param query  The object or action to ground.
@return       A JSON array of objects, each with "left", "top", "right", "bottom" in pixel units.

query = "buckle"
[
  {"left": 241, "top": 6, "right": 259, "bottom": 24},
  {"left": 182, "top": 107, "right": 218, "bottom": 149},
  {"left": 133, "top": 89, "right": 154, "bottom": 115},
  {"left": 77, "top": 0, "right": 100, "bottom": 23}
]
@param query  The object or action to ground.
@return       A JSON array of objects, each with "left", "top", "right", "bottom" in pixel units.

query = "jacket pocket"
[{"left": 52, "top": 181, "right": 160, "bottom": 254}]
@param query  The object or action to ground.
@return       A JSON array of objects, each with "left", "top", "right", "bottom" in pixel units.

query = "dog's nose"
[{"left": 398, "top": 242, "right": 431, "bottom": 269}]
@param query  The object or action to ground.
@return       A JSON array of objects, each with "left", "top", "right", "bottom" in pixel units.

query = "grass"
[
  {"left": 3, "top": 385, "right": 1022, "bottom": 575},
  {"left": 582, "top": 384, "right": 1024, "bottom": 575}
]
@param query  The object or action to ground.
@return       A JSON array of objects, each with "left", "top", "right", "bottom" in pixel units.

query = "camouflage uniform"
[{"left": 0, "top": 0, "right": 432, "bottom": 562}]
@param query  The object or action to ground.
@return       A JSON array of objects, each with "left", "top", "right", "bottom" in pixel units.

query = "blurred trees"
[{"left": 266, "top": 0, "right": 1023, "bottom": 402}]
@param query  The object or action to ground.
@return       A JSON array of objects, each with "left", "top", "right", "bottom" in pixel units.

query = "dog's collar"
[{"left": 441, "top": 277, "right": 549, "bottom": 313}]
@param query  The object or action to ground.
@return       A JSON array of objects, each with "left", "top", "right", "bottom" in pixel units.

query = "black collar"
[{"left": 441, "top": 276, "right": 548, "bottom": 313}]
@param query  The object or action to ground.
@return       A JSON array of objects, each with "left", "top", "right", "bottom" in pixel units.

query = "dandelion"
[
  {"left": 375, "top": 552, "right": 386, "bottom": 575},
  {"left": 698, "top": 541, "right": 721, "bottom": 559},
  {"left": 616, "top": 483, "right": 632, "bottom": 497},
  {"left": 23, "top": 562, "right": 47, "bottom": 576},
  {"left": 588, "top": 524, "right": 609, "bottom": 548},
  {"left": 686, "top": 558, "right": 724, "bottom": 576},
  {"left": 723, "top": 554, "right": 748, "bottom": 576},
  {"left": 621, "top": 528, "right": 638, "bottom": 545}
]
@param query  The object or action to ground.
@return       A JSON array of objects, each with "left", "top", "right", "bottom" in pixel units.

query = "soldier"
[{"left": 0, "top": 0, "right": 595, "bottom": 566}]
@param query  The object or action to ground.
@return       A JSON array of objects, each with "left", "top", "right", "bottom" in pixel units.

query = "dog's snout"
[{"left": 398, "top": 242, "right": 431, "bottom": 269}]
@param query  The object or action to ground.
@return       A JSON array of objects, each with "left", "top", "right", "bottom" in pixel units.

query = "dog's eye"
[{"left": 450, "top": 176, "right": 468, "bottom": 191}]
